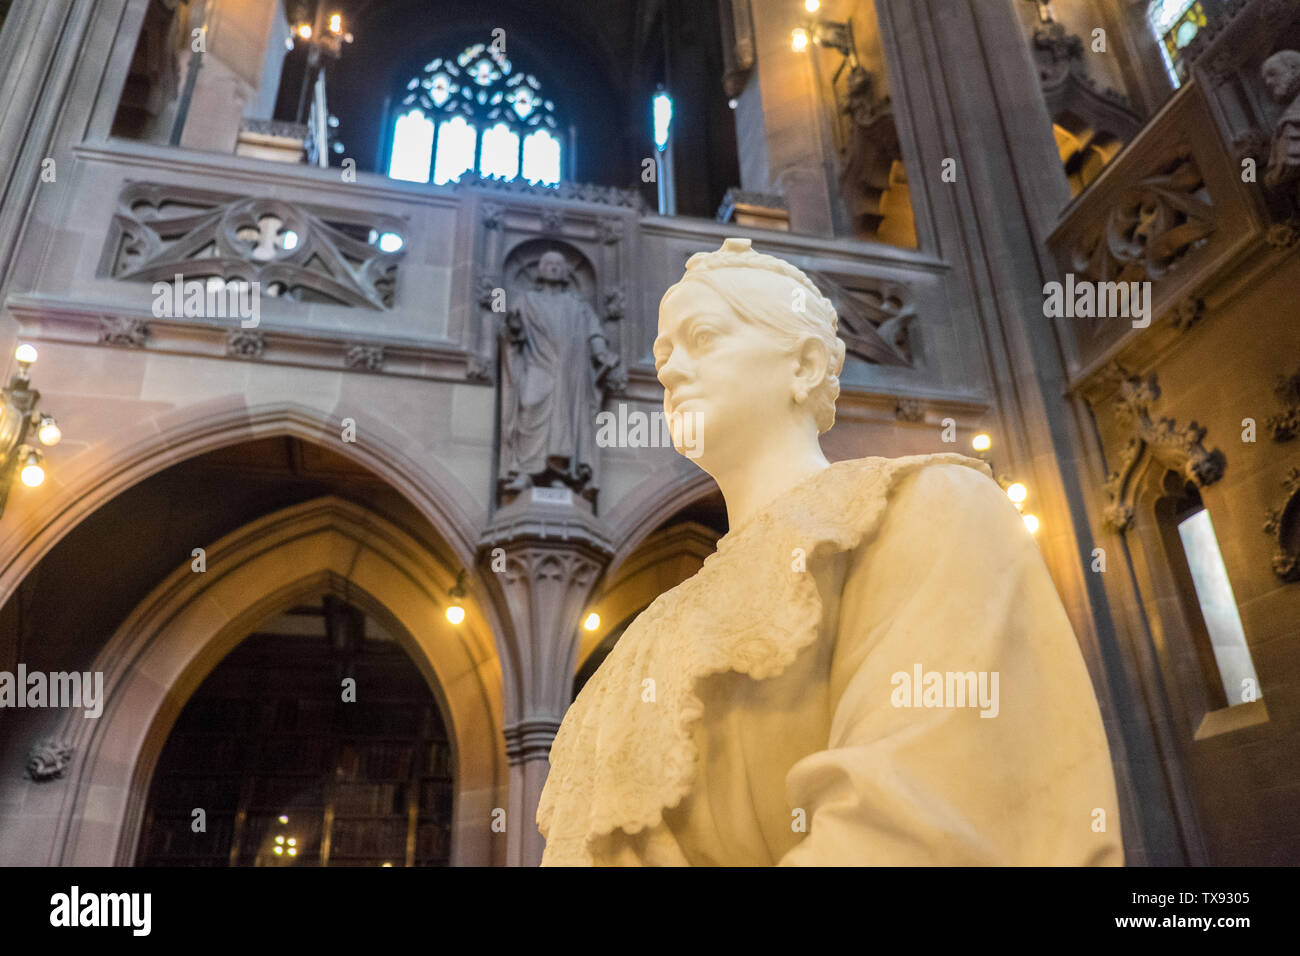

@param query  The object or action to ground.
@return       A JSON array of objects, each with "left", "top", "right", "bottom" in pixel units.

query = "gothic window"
[
  {"left": 1156, "top": 480, "right": 1260, "bottom": 711},
  {"left": 1147, "top": 0, "right": 1208, "bottom": 88},
  {"left": 388, "top": 42, "right": 563, "bottom": 186}
]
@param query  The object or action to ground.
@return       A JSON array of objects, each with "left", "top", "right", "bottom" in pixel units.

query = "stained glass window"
[
  {"left": 1147, "top": 0, "right": 1207, "bottom": 88},
  {"left": 389, "top": 41, "right": 563, "bottom": 186},
  {"left": 389, "top": 110, "right": 434, "bottom": 183}
]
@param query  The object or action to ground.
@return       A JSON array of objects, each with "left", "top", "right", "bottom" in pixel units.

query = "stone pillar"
[
  {"left": 0, "top": 0, "right": 96, "bottom": 287},
  {"left": 480, "top": 497, "right": 613, "bottom": 866},
  {"left": 176, "top": 0, "right": 280, "bottom": 151},
  {"left": 744, "top": 0, "right": 847, "bottom": 235}
]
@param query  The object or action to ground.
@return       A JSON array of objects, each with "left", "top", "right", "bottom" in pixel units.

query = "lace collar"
[{"left": 536, "top": 453, "right": 990, "bottom": 864}]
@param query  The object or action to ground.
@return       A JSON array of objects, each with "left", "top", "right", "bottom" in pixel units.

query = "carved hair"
[{"left": 660, "top": 237, "right": 847, "bottom": 433}]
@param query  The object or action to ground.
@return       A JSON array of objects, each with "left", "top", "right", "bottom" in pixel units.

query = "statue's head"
[
  {"left": 655, "top": 237, "right": 845, "bottom": 466},
  {"left": 1262, "top": 50, "right": 1300, "bottom": 104},
  {"left": 536, "top": 251, "right": 570, "bottom": 284}
]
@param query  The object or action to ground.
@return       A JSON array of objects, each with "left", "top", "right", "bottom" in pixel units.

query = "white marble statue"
[{"left": 537, "top": 237, "right": 1123, "bottom": 866}]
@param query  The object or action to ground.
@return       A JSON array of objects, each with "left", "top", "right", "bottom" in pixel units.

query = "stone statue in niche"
[
  {"left": 537, "top": 237, "right": 1123, "bottom": 866},
  {"left": 1262, "top": 50, "right": 1300, "bottom": 196},
  {"left": 498, "top": 250, "right": 622, "bottom": 503},
  {"left": 838, "top": 66, "right": 902, "bottom": 237}
]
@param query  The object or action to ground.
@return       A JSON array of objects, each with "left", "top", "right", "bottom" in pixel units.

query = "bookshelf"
[{"left": 136, "top": 600, "right": 454, "bottom": 866}]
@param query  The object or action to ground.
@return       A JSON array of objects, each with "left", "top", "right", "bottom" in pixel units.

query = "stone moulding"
[
  {"left": 1102, "top": 372, "right": 1227, "bottom": 532},
  {"left": 6, "top": 296, "right": 473, "bottom": 383},
  {"left": 102, "top": 182, "right": 406, "bottom": 310},
  {"left": 453, "top": 171, "right": 645, "bottom": 210}
]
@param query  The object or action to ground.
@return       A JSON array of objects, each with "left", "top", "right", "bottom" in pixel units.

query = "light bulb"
[
  {"left": 445, "top": 604, "right": 465, "bottom": 625},
  {"left": 329, "top": 13, "right": 342, "bottom": 34},
  {"left": 1023, "top": 513, "right": 1040, "bottom": 535},
  {"left": 37, "top": 416, "right": 61, "bottom": 447},
  {"left": 275, "top": 835, "right": 285, "bottom": 845},
  {"left": 971, "top": 433, "right": 991, "bottom": 453},
  {"left": 287, "top": 847, "right": 297, "bottom": 856},
  {"left": 20, "top": 463, "right": 44, "bottom": 487},
  {"left": 278, "top": 815, "right": 289, "bottom": 824},
  {"left": 14, "top": 344, "right": 37, "bottom": 365},
  {"left": 1006, "top": 482, "right": 1027, "bottom": 504},
  {"left": 297, "top": 23, "right": 312, "bottom": 40},
  {"left": 583, "top": 612, "right": 600, "bottom": 631},
  {"left": 792, "top": 28, "right": 809, "bottom": 52},
  {"left": 805, "top": 0, "right": 821, "bottom": 11},
  {"left": 273, "top": 845, "right": 284, "bottom": 855}
]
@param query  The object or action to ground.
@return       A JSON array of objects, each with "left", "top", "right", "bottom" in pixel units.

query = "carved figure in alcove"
[
  {"left": 498, "top": 250, "right": 622, "bottom": 502},
  {"left": 1262, "top": 50, "right": 1300, "bottom": 195},
  {"left": 838, "top": 66, "right": 902, "bottom": 237}
]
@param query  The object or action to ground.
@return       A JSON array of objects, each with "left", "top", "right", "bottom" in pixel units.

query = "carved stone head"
[
  {"left": 655, "top": 237, "right": 846, "bottom": 468},
  {"left": 1262, "top": 50, "right": 1300, "bottom": 104},
  {"left": 536, "top": 250, "right": 571, "bottom": 285}
]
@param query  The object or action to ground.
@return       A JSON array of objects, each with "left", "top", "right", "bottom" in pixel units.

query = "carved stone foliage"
[
  {"left": 895, "top": 398, "right": 924, "bottom": 422},
  {"left": 1102, "top": 373, "right": 1227, "bottom": 533},
  {"left": 100, "top": 315, "right": 150, "bottom": 347},
  {"left": 1171, "top": 296, "right": 1205, "bottom": 332},
  {"left": 805, "top": 270, "right": 915, "bottom": 367},
  {"left": 1072, "top": 153, "right": 1216, "bottom": 284},
  {"left": 227, "top": 330, "right": 265, "bottom": 359},
  {"left": 104, "top": 183, "right": 405, "bottom": 309},
  {"left": 1266, "top": 370, "right": 1300, "bottom": 442},
  {"left": 26, "top": 739, "right": 73, "bottom": 782},
  {"left": 453, "top": 172, "right": 645, "bottom": 210},
  {"left": 345, "top": 344, "right": 385, "bottom": 371},
  {"left": 1263, "top": 467, "right": 1300, "bottom": 581}
]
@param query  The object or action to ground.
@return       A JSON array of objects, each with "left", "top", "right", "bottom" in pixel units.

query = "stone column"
[
  {"left": 176, "top": 0, "right": 280, "bottom": 152},
  {"left": 0, "top": 0, "right": 97, "bottom": 288},
  {"left": 742, "top": 0, "right": 847, "bottom": 235},
  {"left": 480, "top": 496, "right": 613, "bottom": 866}
]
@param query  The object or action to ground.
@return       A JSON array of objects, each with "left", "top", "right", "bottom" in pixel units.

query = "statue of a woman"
[{"left": 537, "top": 238, "right": 1123, "bottom": 866}]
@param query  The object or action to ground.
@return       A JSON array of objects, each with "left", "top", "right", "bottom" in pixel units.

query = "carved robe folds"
[
  {"left": 538, "top": 455, "right": 1124, "bottom": 866},
  {"left": 500, "top": 286, "right": 607, "bottom": 496}
]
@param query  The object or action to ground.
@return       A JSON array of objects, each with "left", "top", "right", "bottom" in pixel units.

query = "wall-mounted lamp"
[
  {"left": 790, "top": 6, "right": 861, "bottom": 72},
  {"left": 445, "top": 569, "right": 468, "bottom": 625},
  {"left": 0, "top": 344, "right": 61, "bottom": 519}
]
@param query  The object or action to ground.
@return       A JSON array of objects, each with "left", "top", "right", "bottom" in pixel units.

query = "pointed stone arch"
[
  {"left": 0, "top": 398, "right": 486, "bottom": 615},
  {"left": 32, "top": 496, "right": 504, "bottom": 866}
]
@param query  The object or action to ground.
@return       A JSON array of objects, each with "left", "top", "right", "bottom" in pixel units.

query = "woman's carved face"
[{"left": 655, "top": 279, "right": 798, "bottom": 465}]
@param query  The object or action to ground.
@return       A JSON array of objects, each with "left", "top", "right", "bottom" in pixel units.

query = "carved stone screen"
[{"left": 135, "top": 600, "right": 454, "bottom": 866}]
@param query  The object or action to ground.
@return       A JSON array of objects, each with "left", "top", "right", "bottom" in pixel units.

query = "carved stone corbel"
[
  {"left": 1102, "top": 372, "right": 1226, "bottom": 532},
  {"left": 26, "top": 739, "right": 74, "bottom": 782}
]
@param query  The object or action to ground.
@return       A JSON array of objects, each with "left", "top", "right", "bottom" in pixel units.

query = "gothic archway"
[{"left": 34, "top": 496, "right": 504, "bottom": 866}]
